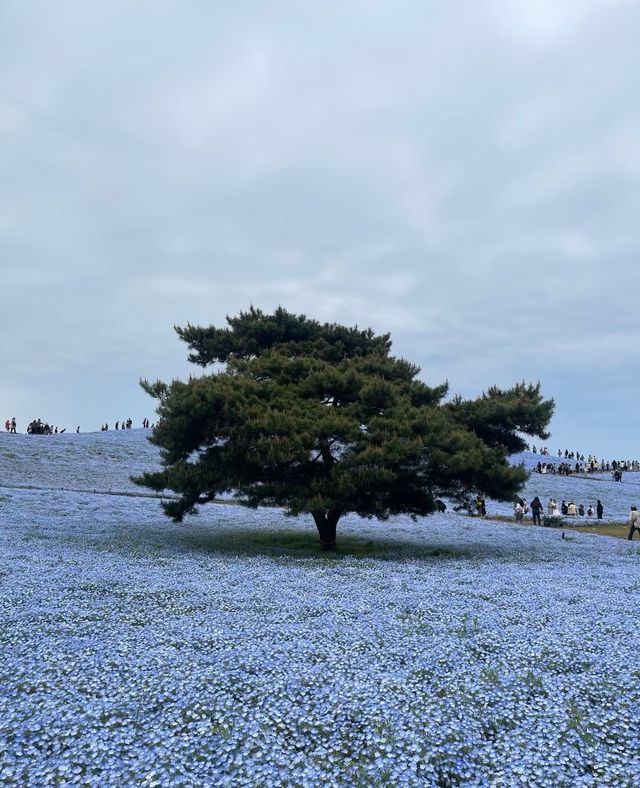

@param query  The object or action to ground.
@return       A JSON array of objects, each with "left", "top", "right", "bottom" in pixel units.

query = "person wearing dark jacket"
[
  {"left": 596, "top": 500, "right": 604, "bottom": 519},
  {"left": 530, "top": 496, "right": 544, "bottom": 526}
]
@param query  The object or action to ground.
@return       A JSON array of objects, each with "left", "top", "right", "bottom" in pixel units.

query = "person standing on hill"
[
  {"left": 597, "top": 500, "right": 604, "bottom": 519},
  {"left": 628, "top": 506, "right": 640, "bottom": 540},
  {"left": 530, "top": 496, "right": 543, "bottom": 526}
]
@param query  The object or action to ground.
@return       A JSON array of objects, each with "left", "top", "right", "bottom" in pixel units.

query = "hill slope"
[
  {"left": 0, "top": 428, "right": 160, "bottom": 494},
  {"left": 0, "top": 431, "right": 640, "bottom": 783},
  {"left": 1, "top": 431, "right": 637, "bottom": 520}
]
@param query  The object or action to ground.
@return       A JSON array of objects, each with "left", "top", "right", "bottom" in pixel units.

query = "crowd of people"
[
  {"left": 515, "top": 497, "right": 605, "bottom": 522},
  {"left": 530, "top": 446, "right": 639, "bottom": 475},
  {"left": 534, "top": 461, "right": 583, "bottom": 476},
  {"left": 101, "top": 418, "right": 153, "bottom": 431},
  {"left": 4, "top": 418, "right": 153, "bottom": 435},
  {"left": 533, "top": 461, "right": 630, "bottom": 481},
  {"left": 101, "top": 419, "right": 133, "bottom": 431},
  {"left": 26, "top": 419, "right": 67, "bottom": 435},
  {"left": 513, "top": 496, "right": 640, "bottom": 542}
]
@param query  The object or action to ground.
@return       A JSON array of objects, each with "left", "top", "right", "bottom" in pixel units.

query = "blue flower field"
[{"left": 1, "top": 431, "right": 640, "bottom": 786}]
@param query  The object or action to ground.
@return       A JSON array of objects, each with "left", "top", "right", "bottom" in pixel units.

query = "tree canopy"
[{"left": 134, "top": 306, "right": 554, "bottom": 550}]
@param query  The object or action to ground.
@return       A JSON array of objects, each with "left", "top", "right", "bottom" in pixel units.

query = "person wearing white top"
[{"left": 628, "top": 506, "right": 640, "bottom": 540}]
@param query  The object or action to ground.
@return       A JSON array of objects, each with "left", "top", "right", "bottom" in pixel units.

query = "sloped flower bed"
[{"left": 1, "top": 482, "right": 640, "bottom": 785}]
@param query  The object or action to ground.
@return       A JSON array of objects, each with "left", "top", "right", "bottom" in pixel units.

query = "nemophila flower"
[{"left": 1, "top": 435, "right": 640, "bottom": 784}]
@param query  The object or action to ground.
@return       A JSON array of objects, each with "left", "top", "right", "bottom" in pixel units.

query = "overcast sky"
[{"left": 1, "top": 1, "right": 639, "bottom": 457}]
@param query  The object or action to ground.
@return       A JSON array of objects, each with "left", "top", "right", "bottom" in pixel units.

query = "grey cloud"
[{"left": 1, "top": 0, "right": 639, "bottom": 452}]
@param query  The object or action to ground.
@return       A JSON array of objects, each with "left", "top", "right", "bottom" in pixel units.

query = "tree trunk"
[{"left": 312, "top": 508, "right": 341, "bottom": 551}]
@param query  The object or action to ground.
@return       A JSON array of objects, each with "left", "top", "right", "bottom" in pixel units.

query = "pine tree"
[{"left": 134, "top": 307, "right": 554, "bottom": 550}]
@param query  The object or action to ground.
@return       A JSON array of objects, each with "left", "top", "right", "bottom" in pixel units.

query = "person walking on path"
[
  {"left": 530, "top": 496, "right": 544, "bottom": 526},
  {"left": 628, "top": 506, "right": 640, "bottom": 540},
  {"left": 597, "top": 500, "right": 604, "bottom": 520}
]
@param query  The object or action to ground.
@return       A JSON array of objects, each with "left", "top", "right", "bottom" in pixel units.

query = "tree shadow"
[{"left": 138, "top": 524, "right": 504, "bottom": 562}]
